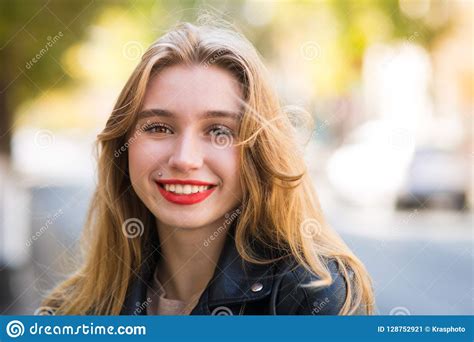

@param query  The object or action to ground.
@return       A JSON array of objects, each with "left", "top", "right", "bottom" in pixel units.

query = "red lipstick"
[{"left": 156, "top": 179, "right": 217, "bottom": 205}]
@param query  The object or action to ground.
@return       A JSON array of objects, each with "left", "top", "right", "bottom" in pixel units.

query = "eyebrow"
[{"left": 136, "top": 108, "right": 242, "bottom": 121}]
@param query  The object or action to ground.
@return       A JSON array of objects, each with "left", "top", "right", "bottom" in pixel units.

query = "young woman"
[{"left": 42, "top": 21, "right": 374, "bottom": 315}]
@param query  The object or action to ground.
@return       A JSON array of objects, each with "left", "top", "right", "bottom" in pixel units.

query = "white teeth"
[{"left": 162, "top": 184, "right": 212, "bottom": 194}]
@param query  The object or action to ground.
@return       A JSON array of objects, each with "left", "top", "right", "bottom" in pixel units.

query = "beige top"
[{"left": 146, "top": 268, "right": 200, "bottom": 315}]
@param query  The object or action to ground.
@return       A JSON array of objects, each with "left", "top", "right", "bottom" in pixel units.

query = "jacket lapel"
[
  {"left": 120, "top": 239, "right": 160, "bottom": 315},
  {"left": 201, "top": 226, "right": 275, "bottom": 308},
  {"left": 121, "top": 220, "right": 275, "bottom": 315}
]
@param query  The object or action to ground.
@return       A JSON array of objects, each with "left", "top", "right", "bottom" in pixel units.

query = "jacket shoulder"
[{"left": 273, "top": 258, "right": 349, "bottom": 315}]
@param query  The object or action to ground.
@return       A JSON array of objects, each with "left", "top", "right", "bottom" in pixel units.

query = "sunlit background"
[{"left": 0, "top": 0, "right": 472, "bottom": 315}]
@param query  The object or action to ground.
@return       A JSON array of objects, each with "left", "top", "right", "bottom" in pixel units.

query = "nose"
[{"left": 168, "top": 130, "right": 203, "bottom": 172}]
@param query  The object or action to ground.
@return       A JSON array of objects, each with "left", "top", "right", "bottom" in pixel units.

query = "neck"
[{"left": 155, "top": 216, "right": 231, "bottom": 302}]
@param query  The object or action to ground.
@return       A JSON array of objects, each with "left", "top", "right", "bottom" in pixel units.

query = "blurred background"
[{"left": 0, "top": 0, "right": 472, "bottom": 315}]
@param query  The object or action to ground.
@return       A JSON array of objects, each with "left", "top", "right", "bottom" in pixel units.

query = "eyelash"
[
  {"left": 208, "top": 124, "right": 234, "bottom": 137},
  {"left": 142, "top": 123, "right": 173, "bottom": 134},
  {"left": 142, "top": 123, "right": 234, "bottom": 136}
]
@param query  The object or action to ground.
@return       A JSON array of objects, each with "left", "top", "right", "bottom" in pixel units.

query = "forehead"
[{"left": 142, "top": 64, "right": 243, "bottom": 118}]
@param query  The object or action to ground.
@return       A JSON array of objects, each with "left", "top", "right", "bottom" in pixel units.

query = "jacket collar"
[
  {"left": 203, "top": 224, "right": 275, "bottom": 307},
  {"left": 120, "top": 220, "right": 275, "bottom": 315}
]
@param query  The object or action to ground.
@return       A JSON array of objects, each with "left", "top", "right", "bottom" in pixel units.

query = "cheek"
[
  {"left": 208, "top": 146, "right": 241, "bottom": 191},
  {"left": 128, "top": 146, "right": 146, "bottom": 186},
  {"left": 128, "top": 139, "right": 161, "bottom": 183}
]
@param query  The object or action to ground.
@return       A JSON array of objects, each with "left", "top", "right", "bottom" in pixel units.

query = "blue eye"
[{"left": 143, "top": 123, "right": 173, "bottom": 134}]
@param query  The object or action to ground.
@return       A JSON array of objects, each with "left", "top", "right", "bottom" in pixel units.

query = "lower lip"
[{"left": 157, "top": 183, "right": 217, "bottom": 205}]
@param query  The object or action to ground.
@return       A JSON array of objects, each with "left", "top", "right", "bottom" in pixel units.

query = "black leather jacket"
[{"left": 120, "top": 224, "right": 359, "bottom": 315}]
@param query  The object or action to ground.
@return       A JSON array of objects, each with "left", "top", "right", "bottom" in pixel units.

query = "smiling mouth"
[
  {"left": 156, "top": 181, "right": 218, "bottom": 205},
  {"left": 156, "top": 182, "right": 217, "bottom": 195}
]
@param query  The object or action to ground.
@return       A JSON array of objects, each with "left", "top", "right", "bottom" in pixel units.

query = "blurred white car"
[
  {"left": 326, "top": 120, "right": 414, "bottom": 207},
  {"left": 396, "top": 148, "right": 469, "bottom": 210}
]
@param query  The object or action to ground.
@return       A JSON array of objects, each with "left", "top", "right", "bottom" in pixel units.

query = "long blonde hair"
[{"left": 42, "top": 21, "right": 374, "bottom": 315}]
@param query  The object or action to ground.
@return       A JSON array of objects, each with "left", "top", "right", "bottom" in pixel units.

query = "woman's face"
[{"left": 128, "top": 64, "right": 243, "bottom": 229}]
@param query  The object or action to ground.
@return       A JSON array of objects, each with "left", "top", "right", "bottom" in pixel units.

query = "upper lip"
[{"left": 156, "top": 179, "right": 217, "bottom": 186}]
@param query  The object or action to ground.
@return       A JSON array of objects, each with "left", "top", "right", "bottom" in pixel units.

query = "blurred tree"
[
  {"left": 0, "top": 0, "right": 453, "bottom": 159},
  {"left": 0, "top": 0, "right": 107, "bottom": 159}
]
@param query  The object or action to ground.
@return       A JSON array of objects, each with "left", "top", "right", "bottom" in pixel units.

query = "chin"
[{"left": 156, "top": 213, "right": 215, "bottom": 230}]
